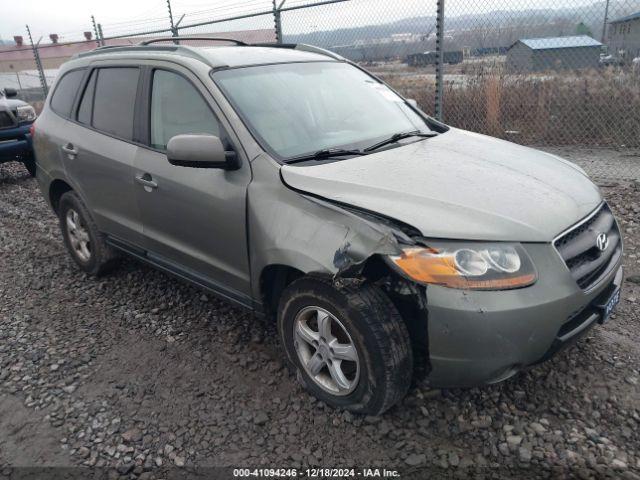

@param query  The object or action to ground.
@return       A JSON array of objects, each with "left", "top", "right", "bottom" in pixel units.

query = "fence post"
[
  {"left": 167, "top": 0, "right": 179, "bottom": 44},
  {"left": 97, "top": 24, "right": 105, "bottom": 46},
  {"left": 13, "top": 70, "right": 23, "bottom": 91},
  {"left": 91, "top": 15, "right": 102, "bottom": 47},
  {"left": 273, "top": 0, "right": 285, "bottom": 44},
  {"left": 601, "top": 0, "right": 610, "bottom": 43},
  {"left": 434, "top": 0, "right": 445, "bottom": 121},
  {"left": 26, "top": 25, "right": 48, "bottom": 98}
]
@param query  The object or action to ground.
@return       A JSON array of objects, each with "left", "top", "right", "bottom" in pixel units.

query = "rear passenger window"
[
  {"left": 92, "top": 68, "right": 139, "bottom": 141},
  {"left": 77, "top": 70, "right": 96, "bottom": 125},
  {"left": 150, "top": 69, "right": 220, "bottom": 150},
  {"left": 50, "top": 69, "right": 85, "bottom": 118}
]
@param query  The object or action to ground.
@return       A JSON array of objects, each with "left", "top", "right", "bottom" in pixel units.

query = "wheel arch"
[
  {"left": 49, "top": 179, "right": 74, "bottom": 214},
  {"left": 257, "top": 254, "right": 402, "bottom": 318},
  {"left": 259, "top": 264, "right": 305, "bottom": 317}
]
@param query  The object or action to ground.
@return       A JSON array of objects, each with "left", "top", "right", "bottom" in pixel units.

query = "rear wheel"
[
  {"left": 278, "top": 276, "right": 413, "bottom": 415},
  {"left": 58, "top": 191, "right": 118, "bottom": 276}
]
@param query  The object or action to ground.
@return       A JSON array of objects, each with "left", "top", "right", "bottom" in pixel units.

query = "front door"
[{"left": 133, "top": 66, "right": 252, "bottom": 302}]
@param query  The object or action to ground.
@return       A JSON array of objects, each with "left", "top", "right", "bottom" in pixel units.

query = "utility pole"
[
  {"left": 601, "top": 0, "right": 611, "bottom": 43},
  {"left": 91, "top": 15, "right": 102, "bottom": 47},
  {"left": 26, "top": 25, "right": 48, "bottom": 97},
  {"left": 434, "top": 0, "right": 445, "bottom": 121}
]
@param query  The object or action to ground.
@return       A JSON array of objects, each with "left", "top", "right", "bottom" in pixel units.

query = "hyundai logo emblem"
[{"left": 596, "top": 232, "right": 609, "bottom": 252}]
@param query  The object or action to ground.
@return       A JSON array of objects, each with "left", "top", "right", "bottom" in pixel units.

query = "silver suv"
[{"left": 33, "top": 38, "right": 623, "bottom": 414}]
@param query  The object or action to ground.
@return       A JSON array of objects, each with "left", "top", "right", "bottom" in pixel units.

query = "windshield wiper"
[
  {"left": 285, "top": 148, "right": 366, "bottom": 164},
  {"left": 363, "top": 130, "right": 438, "bottom": 153}
]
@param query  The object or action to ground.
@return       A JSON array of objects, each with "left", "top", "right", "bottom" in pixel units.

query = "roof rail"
[
  {"left": 73, "top": 38, "right": 344, "bottom": 65},
  {"left": 248, "top": 42, "right": 345, "bottom": 61},
  {"left": 247, "top": 42, "right": 347, "bottom": 61},
  {"left": 292, "top": 43, "right": 345, "bottom": 61},
  {"left": 74, "top": 44, "right": 212, "bottom": 65},
  {"left": 139, "top": 36, "right": 247, "bottom": 46}
]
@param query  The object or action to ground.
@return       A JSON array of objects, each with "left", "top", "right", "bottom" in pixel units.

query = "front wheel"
[{"left": 278, "top": 276, "right": 413, "bottom": 415}]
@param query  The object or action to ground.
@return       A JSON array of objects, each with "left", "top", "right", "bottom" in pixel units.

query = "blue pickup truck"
[{"left": 0, "top": 87, "right": 37, "bottom": 176}]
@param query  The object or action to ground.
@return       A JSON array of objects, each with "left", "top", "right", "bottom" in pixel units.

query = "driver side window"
[{"left": 150, "top": 69, "right": 220, "bottom": 150}]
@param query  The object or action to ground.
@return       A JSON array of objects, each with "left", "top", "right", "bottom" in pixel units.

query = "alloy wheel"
[
  {"left": 66, "top": 208, "right": 91, "bottom": 262},
  {"left": 293, "top": 306, "right": 360, "bottom": 396}
]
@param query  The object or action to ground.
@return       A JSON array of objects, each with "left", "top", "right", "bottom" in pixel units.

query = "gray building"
[
  {"left": 608, "top": 11, "right": 640, "bottom": 61},
  {"left": 506, "top": 35, "right": 602, "bottom": 72}
]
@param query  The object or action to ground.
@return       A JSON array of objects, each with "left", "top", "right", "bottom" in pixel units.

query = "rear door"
[
  {"left": 133, "top": 63, "right": 252, "bottom": 302},
  {"left": 62, "top": 64, "right": 143, "bottom": 245},
  {"left": 37, "top": 68, "right": 86, "bottom": 179}
]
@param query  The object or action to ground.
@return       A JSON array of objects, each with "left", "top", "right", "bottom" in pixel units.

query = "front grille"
[
  {"left": 0, "top": 111, "right": 15, "bottom": 129},
  {"left": 554, "top": 203, "right": 621, "bottom": 290}
]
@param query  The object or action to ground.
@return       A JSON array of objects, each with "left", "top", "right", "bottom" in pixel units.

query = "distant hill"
[{"left": 284, "top": 0, "right": 640, "bottom": 50}]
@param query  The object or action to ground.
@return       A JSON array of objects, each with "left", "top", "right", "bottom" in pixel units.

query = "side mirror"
[
  {"left": 166, "top": 134, "right": 239, "bottom": 170},
  {"left": 4, "top": 87, "right": 18, "bottom": 98},
  {"left": 406, "top": 98, "right": 418, "bottom": 108}
]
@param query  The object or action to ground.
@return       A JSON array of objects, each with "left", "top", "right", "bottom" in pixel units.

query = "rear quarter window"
[
  {"left": 77, "top": 70, "right": 96, "bottom": 125},
  {"left": 50, "top": 69, "right": 85, "bottom": 118}
]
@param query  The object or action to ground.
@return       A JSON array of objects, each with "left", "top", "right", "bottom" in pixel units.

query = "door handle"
[
  {"left": 135, "top": 173, "right": 158, "bottom": 190},
  {"left": 61, "top": 143, "right": 78, "bottom": 157}
]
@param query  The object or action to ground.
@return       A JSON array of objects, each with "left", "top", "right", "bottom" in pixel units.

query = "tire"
[
  {"left": 58, "top": 191, "right": 118, "bottom": 276},
  {"left": 278, "top": 276, "right": 413, "bottom": 415}
]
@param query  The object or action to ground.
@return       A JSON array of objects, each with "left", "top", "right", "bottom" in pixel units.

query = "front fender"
[{"left": 248, "top": 154, "right": 405, "bottom": 300}]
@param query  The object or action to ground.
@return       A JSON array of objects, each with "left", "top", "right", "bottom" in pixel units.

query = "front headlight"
[
  {"left": 16, "top": 105, "right": 37, "bottom": 122},
  {"left": 387, "top": 242, "right": 537, "bottom": 290}
]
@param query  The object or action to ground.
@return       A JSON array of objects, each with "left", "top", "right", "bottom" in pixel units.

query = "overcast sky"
[{"left": 1, "top": 0, "right": 602, "bottom": 42}]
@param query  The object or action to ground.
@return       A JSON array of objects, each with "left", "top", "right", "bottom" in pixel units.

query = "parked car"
[
  {"left": 0, "top": 87, "right": 37, "bottom": 176},
  {"left": 599, "top": 53, "right": 624, "bottom": 66},
  {"left": 32, "top": 39, "right": 623, "bottom": 414}
]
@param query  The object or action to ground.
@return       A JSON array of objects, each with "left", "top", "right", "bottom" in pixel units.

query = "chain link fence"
[
  {"left": 441, "top": 0, "right": 640, "bottom": 151},
  {"left": 281, "top": 0, "right": 439, "bottom": 117},
  {"left": 1, "top": 0, "right": 639, "bottom": 178}
]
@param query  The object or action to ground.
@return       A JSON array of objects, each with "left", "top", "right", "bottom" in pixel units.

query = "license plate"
[{"left": 598, "top": 287, "right": 621, "bottom": 323}]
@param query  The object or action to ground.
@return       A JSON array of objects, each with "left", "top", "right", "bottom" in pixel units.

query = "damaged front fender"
[{"left": 248, "top": 154, "right": 414, "bottom": 300}]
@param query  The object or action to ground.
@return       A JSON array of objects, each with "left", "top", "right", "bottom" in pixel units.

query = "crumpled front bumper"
[{"left": 424, "top": 243, "right": 623, "bottom": 388}]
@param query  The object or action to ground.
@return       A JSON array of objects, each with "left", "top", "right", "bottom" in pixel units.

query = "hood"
[
  {"left": 281, "top": 129, "right": 601, "bottom": 242},
  {"left": 0, "top": 96, "right": 28, "bottom": 110}
]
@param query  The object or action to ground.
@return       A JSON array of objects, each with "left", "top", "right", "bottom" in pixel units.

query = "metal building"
[
  {"left": 608, "top": 11, "right": 640, "bottom": 61},
  {"left": 506, "top": 35, "right": 602, "bottom": 72}
]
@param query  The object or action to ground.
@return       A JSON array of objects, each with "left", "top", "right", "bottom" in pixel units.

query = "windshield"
[{"left": 213, "top": 62, "right": 432, "bottom": 160}]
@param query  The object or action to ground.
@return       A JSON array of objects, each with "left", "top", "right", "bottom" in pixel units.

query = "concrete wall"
[{"left": 0, "top": 56, "right": 68, "bottom": 73}]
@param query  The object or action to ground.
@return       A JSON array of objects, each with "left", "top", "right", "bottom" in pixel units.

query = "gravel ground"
[
  {"left": 543, "top": 146, "right": 640, "bottom": 182},
  {"left": 0, "top": 149, "right": 639, "bottom": 479}
]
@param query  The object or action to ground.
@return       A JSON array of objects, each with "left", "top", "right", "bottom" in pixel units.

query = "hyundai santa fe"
[{"left": 32, "top": 38, "right": 623, "bottom": 415}]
